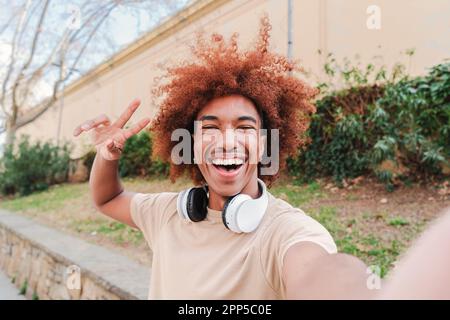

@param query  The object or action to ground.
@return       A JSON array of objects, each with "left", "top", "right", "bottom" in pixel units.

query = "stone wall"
[{"left": 0, "top": 209, "right": 150, "bottom": 300}]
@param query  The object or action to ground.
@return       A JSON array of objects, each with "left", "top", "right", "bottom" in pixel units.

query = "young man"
[{"left": 73, "top": 17, "right": 372, "bottom": 299}]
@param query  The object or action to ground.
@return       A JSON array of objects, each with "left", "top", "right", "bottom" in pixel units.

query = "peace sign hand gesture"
[{"left": 73, "top": 99, "right": 150, "bottom": 161}]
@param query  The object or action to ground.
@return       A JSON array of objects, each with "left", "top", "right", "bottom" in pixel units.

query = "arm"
[
  {"left": 73, "top": 99, "right": 150, "bottom": 228},
  {"left": 88, "top": 154, "right": 136, "bottom": 227},
  {"left": 283, "top": 207, "right": 450, "bottom": 299},
  {"left": 375, "top": 207, "right": 450, "bottom": 299},
  {"left": 282, "top": 242, "right": 375, "bottom": 299}
]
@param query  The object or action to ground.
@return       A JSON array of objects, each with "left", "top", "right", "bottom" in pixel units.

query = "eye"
[
  {"left": 202, "top": 125, "right": 219, "bottom": 129},
  {"left": 237, "top": 126, "right": 256, "bottom": 131}
]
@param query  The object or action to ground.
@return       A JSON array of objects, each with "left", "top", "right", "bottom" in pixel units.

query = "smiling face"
[{"left": 193, "top": 94, "right": 265, "bottom": 200}]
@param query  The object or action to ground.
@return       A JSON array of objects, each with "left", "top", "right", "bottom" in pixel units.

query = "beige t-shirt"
[{"left": 130, "top": 191, "right": 337, "bottom": 299}]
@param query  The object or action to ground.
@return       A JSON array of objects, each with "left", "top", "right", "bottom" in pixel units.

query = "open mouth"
[
  {"left": 213, "top": 163, "right": 243, "bottom": 172},
  {"left": 210, "top": 158, "right": 246, "bottom": 177}
]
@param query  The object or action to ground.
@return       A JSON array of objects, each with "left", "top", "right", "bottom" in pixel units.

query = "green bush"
[
  {"left": 148, "top": 158, "right": 170, "bottom": 177},
  {"left": 119, "top": 131, "right": 152, "bottom": 177},
  {"left": 0, "top": 136, "right": 71, "bottom": 196},
  {"left": 288, "top": 85, "right": 385, "bottom": 184},
  {"left": 288, "top": 60, "right": 450, "bottom": 189},
  {"left": 370, "top": 62, "right": 450, "bottom": 187},
  {"left": 119, "top": 131, "right": 169, "bottom": 177}
]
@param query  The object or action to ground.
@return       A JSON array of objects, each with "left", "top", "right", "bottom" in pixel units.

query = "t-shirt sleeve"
[
  {"left": 260, "top": 209, "right": 337, "bottom": 296},
  {"left": 278, "top": 211, "right": 337, "bottom": 266},
  {"left": 130, "top": 192, "right": 177, "bottom": 250}
]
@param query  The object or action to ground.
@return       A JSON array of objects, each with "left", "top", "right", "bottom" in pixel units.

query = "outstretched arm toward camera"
[
  {"left": 73, "top": 99, "right": 150, "bottom": 228},
  {"left": 375, "top": 207, "right": 450, "bottom": 299},
  {"left": 284, "top": 208, "right": 450, "bottom": 299},
  {"left": 283, "top": 242, "right": 374, "bottom": 299}
]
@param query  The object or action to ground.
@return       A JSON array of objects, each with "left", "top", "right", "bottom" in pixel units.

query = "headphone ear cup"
[
  {"left": 186, "top": 187, "right": 208, "bottom": 222},
  {"left": 221, "top": 195, "right": 236, "bottom": 230},
  {"left": 221, "top": 179, "right": 268, "bottom": 233}
]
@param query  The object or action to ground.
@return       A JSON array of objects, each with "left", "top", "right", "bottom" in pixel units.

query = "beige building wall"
[{"left": 16, "top": 0, "right": 450, "bottom": 158}]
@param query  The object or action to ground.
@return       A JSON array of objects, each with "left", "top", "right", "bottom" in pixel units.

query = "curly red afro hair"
[{"left": 150, "top": 16, "right": 318, "bottom": 187}]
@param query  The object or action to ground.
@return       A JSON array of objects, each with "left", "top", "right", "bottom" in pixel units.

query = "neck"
[{"left": 208, "top": 178, "right": 260, "bottom": 211}]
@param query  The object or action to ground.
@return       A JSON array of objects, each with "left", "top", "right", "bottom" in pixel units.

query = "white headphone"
[{"left": 176, "top": 178, "right": 269, "bottom": 233}]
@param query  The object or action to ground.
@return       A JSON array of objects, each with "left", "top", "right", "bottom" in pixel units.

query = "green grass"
[
  {"left": 270, "top": 181, "right": 324, "bottom": 207},
  {"left": 0, "top": 183, "right": 86, "bottom": 212},
  {"left": 388, "top": 217, "right": 409, "bottom": 227},
  {"left": 70, "top": 219, "right": 144, "bottom": 246}
]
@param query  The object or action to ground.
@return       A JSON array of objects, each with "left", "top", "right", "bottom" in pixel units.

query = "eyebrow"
[
  {"left": 237, "top": 115, "right": 257, "bottom": 124},
  {"left": 198, "top": 115, "right": 219, "bottom": 121},
  {"left": 198, "top": 115, "right": 257, "bottom": 124}
]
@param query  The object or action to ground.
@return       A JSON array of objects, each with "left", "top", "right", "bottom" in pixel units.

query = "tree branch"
[
  {"left": 12, "top": 0, "right": 50, "bottom": 113},
  {"left": 0, "top": 0, "right": 31, "bottom": 113},
  {"left": 18, "top": 1, "right": 115, "bottom": 110},
  {"left": 13, "top": 3, "right": 118, "bottom": 131}
]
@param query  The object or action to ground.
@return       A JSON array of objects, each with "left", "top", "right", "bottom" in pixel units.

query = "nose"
[
  {"left": 213, "top": 128, "right": 239, "bottom": 156},
  {"left": 224, "top": 128, "right": 238, "bottom": 151}
]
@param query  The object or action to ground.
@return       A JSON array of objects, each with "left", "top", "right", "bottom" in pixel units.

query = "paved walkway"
[{"left": 0, "top": 271, "right": 26, "bottom": 300}]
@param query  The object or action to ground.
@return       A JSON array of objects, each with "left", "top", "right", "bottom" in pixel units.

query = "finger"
[
  {"left": 110, "top": 140, "right": 125, "bottom": 153},
  {"left": 105, "top": 139, "right": 114, "bottom": 150},
  {"left": 73, "top": 115, "right": 108, "bottom": 136},
  {"left": 123, "top": 118, "right": 151, "bottom": 140},
  {"left": 113, "top": 98, "right": 141, "bottom": 129},
  {"left": 73, "top": 114, "right": 111, "bottom": 136},
  {"left": 105, "top": 138, "right": 123, "bottom": 153},
  {"left": 113, "top": 140, "right": 124, "bottom": 153}
]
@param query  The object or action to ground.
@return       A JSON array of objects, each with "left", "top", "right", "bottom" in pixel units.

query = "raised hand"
[{"left": 73, "top": 99, "right": 150, "bottom": 161}]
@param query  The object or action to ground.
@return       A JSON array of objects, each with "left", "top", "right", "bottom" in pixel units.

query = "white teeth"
[{"left": 211, "top": 158, "right": 244, "bottom": 166}]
